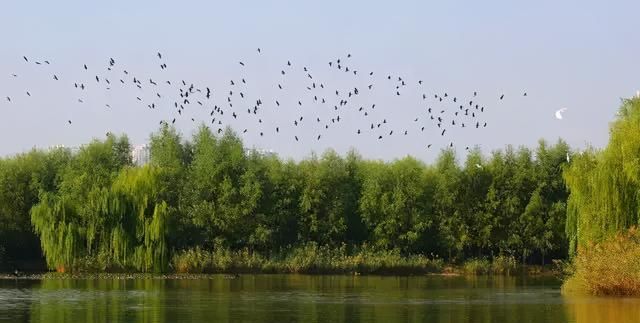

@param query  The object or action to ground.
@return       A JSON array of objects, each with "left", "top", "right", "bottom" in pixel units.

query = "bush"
[
  {"left": 463, "top": 258, "right": 491, "bottom": 274},
  {"left": 462, "top": 256, "right": 518, "bottom": 275},
  {"left": 492, "top": 255, "right": 517, "bottom": 275},
  {"left": 170, "top": 243, "right": 444, "bottom": 275},
  {"left": 563, "top": 228, "right": 640, "bottom": 296}
]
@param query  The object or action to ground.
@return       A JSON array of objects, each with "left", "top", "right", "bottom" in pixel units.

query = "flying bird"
[{"left": 555, "top": 108, "right": 568, "bottom": 120}]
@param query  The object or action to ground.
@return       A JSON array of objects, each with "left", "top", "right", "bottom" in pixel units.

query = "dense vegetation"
[
  {"left": 562, "top": 97, "right": 640, "bottom": 295},
  {"left": 0, "top": 123, "right": 571, "bottom": 273},
  {"left": 564, "top": 98, "right": 640, "bottom": 252}
]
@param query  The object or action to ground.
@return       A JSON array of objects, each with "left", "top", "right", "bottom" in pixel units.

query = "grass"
[
  {"left": 170, "top": 243, "right": 445, "bottom": 275},
  {"left": 563, "top": 227, "right": 640, "bottom": 296},
  {"left": 462, "top": 255, "right": 518, "bottom": 275}
]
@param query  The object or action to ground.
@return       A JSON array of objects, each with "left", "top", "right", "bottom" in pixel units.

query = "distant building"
[
  {"left": 131, "top": 144, "right": 150, "bottom": 165},
  {"left": 244, "top": 147, "right": 276, "bottom": 157}
]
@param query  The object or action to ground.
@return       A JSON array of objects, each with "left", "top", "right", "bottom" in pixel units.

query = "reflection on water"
[
  {"left": 0, "top": 275, "right": 636, "bottom": 323},
  {"left": 564, "top": 294, "right": 640, "bottom": 323}
]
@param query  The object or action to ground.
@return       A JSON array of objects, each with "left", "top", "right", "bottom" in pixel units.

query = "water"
[{"left": 0, "top": 275, "right": 638, "bottom": 323}]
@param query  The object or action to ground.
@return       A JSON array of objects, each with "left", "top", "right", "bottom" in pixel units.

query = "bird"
[
  {"left": 555, "top": 108, "right": 568, "bottom": 120},
  {"left": 475, "top": 164, "right": 483, "bottom": 169},
  {"left": 67, "top": 120, "right": 72, "bottom": 124},
  {"left": 499, "top": 94, "right": 504, "bottom": 100},
  {"left": 566, "top": 153, "right": 570, "bottom": 163},
  {"left": 239, "top": 61, "right": 245, "bottom": 66},
  {"left": 23, "top": 56, "right": 28, "bottom": 62}
]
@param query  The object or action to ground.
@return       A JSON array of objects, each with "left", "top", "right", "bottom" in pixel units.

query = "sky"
[{"left": 1, "top": 0, "right": 639, "bottom": 162}]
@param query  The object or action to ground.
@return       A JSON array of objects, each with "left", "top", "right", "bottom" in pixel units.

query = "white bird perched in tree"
[
  {"left": 555, "top": 108, "right": 568, "bottom": 120},
  {"left": 475, "top": 164, "right": 482, "bottom": 169},
  {"left": 566, "top": 153, "right": 570, "bottom": 163}
]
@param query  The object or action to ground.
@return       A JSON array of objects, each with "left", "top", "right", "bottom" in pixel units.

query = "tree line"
[{"left": 0, "top": 125, "right": 571, "bottom": 272}]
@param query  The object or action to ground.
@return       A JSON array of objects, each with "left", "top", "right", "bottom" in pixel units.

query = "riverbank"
[{"left": 0, "top": 265, "right": 557, "bottom": 280}]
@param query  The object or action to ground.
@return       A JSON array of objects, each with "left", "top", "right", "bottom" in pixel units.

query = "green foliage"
[
  {"left": 463, "top": 258, "right": 492, "bottom": 274},
  {"left": 0, "top": 123, "right": 574, "bottom": 272},
  {"left": 564, "top": 98, "right": 640, "bottom": 254},
  {"left": 170, "top": 243, "right": 444, "bottom": 275},
  {"left": 463, "top": 255, "right": 518, "bottom": 275},
  {"left": 0, "top": 148, "right": 69, "bottom": 264}
]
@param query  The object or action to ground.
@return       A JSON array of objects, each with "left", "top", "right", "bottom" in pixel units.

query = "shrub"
[
  {"left": 492, "top": 255, "right": 517, "bottom": 275},
  {"left": 563, "top": 228, "right": 640, "bottom": 296},
  {"left": 463, "top": 258, "right": 491, "bottom": 274}
]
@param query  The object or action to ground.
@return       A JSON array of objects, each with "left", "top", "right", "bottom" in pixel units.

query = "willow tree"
[
  {"left": 31, "top": 166, "right": 169, "bottom": 272},
  {"left": 564, "top": 97, "right": 640, "bottom": 254},
  {"left": 31, "top": 134, "right": 170, "bottom": 272}
]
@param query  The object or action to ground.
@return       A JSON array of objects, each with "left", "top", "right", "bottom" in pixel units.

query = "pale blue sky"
[{"left": 1, "top": 0, "right": 638, "bottom": 161}]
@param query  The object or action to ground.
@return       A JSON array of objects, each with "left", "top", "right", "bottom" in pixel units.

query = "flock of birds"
[{"left": 3, "top": 49, "right": 568, "bottom": 152}]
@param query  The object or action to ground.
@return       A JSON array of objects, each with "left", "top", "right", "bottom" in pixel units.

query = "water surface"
[{"left": 1, "top": 275, "right": 638, "bottom": 323}]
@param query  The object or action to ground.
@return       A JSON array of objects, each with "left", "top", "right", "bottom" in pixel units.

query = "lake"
[{"left": 1, "top": 275, "right": 638, "bottom": 323}]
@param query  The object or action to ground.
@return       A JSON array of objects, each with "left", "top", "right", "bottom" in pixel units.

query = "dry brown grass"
[{"left": 563, "top": 227, "right": 640, "bottom": 296}]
